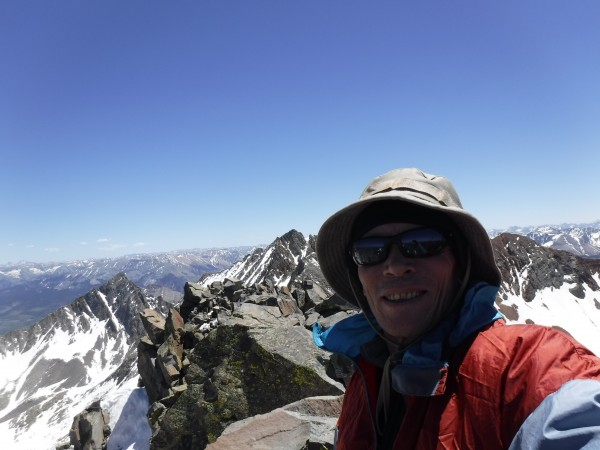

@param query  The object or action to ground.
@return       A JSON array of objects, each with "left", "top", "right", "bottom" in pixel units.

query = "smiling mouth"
[{"left": 384, "top": 291, "right": 424, "bottom": 302}]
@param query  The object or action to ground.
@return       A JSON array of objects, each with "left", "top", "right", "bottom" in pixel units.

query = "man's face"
[{"left": 356, "top": 222, "right": 458, "bottom": 346}]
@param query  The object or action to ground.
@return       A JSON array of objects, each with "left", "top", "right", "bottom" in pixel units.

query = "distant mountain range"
[
  {"left": 0, "top": 221, "right": 599, "bottom": 449},
  {"left": 1, "top": 221, "right": 599, "bottom": 338},
  {"left": 489, "top": 220, "right": 600, "bottom": 258},
  {"left": 0, "top": 247, "right": 254, "bottom": 335}
]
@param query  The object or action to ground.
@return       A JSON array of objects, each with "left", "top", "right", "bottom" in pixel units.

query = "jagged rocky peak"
[
  {"left": 274, "top": 229, "right": 311, "bottom": 255},
  {"left": 137, "top": 275, "right": 353, "bottom": 449},
  {"left": 200, "top": 229, "right": 332, "bottom": 299},
  {"left": 72, "top": 272, "right": 151, "bottom": 339},
  {"left": 491, "top": 233, "right": 600, "bottom": 302}
]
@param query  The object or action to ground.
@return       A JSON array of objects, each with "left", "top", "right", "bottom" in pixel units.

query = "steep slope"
[
  {"left": 200, "top": 230, "right": 330, "bottom": 294},
  {"left": 492, "top": 233, "right": 600, "bottom": 355},
  {"left": 0, "top": 273, "right": 168, "bottom": 450}
]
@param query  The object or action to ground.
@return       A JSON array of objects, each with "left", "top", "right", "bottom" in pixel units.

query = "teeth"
[{"left": 387, "top": 292, "right": 421, "bottom": 301}]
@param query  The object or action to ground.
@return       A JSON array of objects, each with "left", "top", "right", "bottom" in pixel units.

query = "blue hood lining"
[{"left": 313, "top": 282, "right": 503, "bottom": 365}]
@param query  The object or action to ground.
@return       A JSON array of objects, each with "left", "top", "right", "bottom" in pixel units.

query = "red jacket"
[{"left": 336, "top": 320, "right": 600, "bottom": 449}]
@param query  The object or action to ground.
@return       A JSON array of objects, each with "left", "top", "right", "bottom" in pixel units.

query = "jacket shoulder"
[{"left": 476, "top": 321, "right": 598, "bottom": 361}]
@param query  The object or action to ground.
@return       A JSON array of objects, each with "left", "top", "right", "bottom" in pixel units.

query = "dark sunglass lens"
[
  {"left": 352, "top": 238, "right": 389, "bottom": 265},
  {"left": 399, "top": 228, "right": 447, "bottom": 257},
  {"left": 352, "top": 228, "right": 448, "bottom": 265}
]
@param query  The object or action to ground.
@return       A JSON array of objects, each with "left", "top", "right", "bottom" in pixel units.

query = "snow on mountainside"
[
  {"left": 489, "top": 220, "right": 600, "bottom": 258},
  {"left": 0, "top": 246, "right": 253, "bottom": 336},
  {"left": 200, "top": 229, "right": 330, "bottom": 292},
  {"left": 0, "top": 273, "right": 169, "bottom": 450},
  {"left": 491, "top": 233, "right": 600, "bottom": 355}
]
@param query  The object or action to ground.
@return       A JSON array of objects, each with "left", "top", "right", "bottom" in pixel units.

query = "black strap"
[
  {"left": 377, "top": 369, "right": 406, "bottom": 450},
  {"left": 377, "top": 388, "right": 406, "bottom": 450}
]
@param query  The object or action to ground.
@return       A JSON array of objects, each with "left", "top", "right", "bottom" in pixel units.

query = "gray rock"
[
  {"left": 137, "top": 248, "right": 355, "bottom": 450},
  {"left": 139, "top": 309, "right": 166, "bottom": 345},
  {"left": 69, "top": 401, "right": 111, "bottom": 450},
  {"left": 206, "top": 395, "right": 343, "bottom": 450}
]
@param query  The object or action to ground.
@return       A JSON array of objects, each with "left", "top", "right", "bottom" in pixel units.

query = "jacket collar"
[{"left": 314, "top": 282, "right": 503, "bottom": 396}]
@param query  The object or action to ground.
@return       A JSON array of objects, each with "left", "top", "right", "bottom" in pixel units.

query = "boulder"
[
  {"left": 206, "top": 395, "right": 343, "bottom": 450},
  {"left": 69, "top": 401, "right": 111, "bottom": 450},
  {"left": 165, "top": 308, "right": 185, "bottom": 336},
  {"left": 139, "top": 309, "right": 166, "bottom": 345}
]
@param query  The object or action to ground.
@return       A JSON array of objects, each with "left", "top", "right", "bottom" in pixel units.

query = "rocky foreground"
[{"left": 137, "top": 277, "right": 355, "bottom": 449}]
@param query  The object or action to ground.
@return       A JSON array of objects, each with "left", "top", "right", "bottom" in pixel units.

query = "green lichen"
[{"left": 292, "top": 365, "right": 321, "bottom": 387}]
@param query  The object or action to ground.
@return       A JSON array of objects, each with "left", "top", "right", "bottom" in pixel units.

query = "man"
[{"left": 313, "top": 168, "right": 600, "bottom": 449}]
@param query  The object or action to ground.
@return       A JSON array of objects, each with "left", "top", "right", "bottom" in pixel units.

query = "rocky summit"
[
  {"left": 137, "top": 274, "right": 352, "bottom": 449},
  {"left": 200, "top": 229, "right": 331, "bottom": 296}
]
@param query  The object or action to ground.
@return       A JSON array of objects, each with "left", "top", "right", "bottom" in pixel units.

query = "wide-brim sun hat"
[{"left": 316, "top": 168, "right": 502, "bottom": 307}]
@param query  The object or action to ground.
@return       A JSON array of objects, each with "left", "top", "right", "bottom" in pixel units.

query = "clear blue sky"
[{"left": 2, "top": 1, "right": 599, "bottom": 265}]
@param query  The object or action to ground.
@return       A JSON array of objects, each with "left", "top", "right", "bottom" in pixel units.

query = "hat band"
[{"left": 365, "top": 178, "right": 456, "bottom": 207}]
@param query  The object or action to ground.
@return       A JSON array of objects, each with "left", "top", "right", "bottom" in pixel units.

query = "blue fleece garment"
[{"left": 313, "top": 313, "right": 377, "bottom": 360}]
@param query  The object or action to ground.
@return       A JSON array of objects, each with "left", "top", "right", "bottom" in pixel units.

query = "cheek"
[
  {"left": 437, "top": 252, "right": 458, "bottom": 281},
  {"left": 430, "top": 258, "right": 461, "bottom": 305},
  {"left": 357, "top": 267, "right": 373, "bottom": 295}
]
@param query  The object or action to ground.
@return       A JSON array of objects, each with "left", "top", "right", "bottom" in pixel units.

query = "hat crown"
[{"left": 360, "top": 168, "right": 463, "bottom": 209}]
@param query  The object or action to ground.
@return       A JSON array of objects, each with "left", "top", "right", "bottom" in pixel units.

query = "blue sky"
[{"left": 1, "top": 1, "right": 599, "bottom": 265}]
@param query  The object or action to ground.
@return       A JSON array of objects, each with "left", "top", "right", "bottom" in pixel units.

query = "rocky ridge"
[
  {"left": 137, "top": 274, "right": 353, "bottom": 449},
  {"left": 200, "top": 230, "right": 331, "bottom": 295},
  {"left": 492, "top": 233, "right": 600, "bottom": 302},
  {"left": 491, "top": 233, "right": 600, "bottom": 353}
]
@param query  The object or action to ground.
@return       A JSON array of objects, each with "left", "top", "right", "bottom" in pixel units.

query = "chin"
[{"left": 384, "top": 326, "right": 425, "bottom": 344}]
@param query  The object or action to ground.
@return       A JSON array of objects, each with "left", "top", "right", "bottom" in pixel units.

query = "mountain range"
[
  {"left": 0, "top": 221, "right": 599, "bottom": 449},
  {"left": 0, "top": 247, "right": 254, "bottom": 336},
  {"left": 489, "top": 220, "right": 600, "bottom": 258}
]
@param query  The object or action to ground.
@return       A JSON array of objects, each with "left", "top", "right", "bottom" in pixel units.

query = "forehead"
[{"left": 360, "top": 222, "right": 422, "bottom": 238}]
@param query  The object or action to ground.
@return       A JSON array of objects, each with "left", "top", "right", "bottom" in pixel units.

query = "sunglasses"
[{"left": 351, "top": 227, "right": 450, "bottom": 266}]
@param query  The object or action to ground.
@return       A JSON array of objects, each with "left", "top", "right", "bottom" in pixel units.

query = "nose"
[{"left": 382, "top": 244, "right": 415, "bottom": 277}]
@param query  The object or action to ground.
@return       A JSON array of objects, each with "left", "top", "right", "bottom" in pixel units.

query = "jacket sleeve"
[
  {"left": 508, "top": 379, "right": 600, "bottom": 450},
  {"left": 487, "top": 324, "right": 600, "bottom": 445}
]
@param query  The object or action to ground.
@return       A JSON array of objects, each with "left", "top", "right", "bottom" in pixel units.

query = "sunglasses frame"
[{"left": 350, "top": 226, "right": 451, "bottom": 266}]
